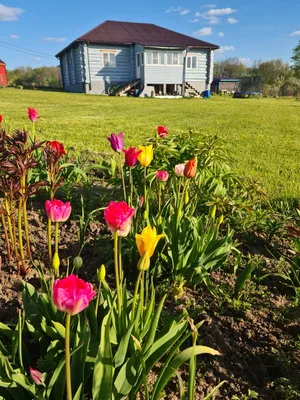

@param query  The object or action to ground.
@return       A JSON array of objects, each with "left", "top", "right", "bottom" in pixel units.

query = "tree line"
[
  {"left": 213, "top": 41, "right": 300, "bottom": 96},
  {"left": 6, "top": 66, "right": 61, "bottom": 89}
]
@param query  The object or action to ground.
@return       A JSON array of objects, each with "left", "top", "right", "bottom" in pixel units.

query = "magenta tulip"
[
  {"left": 157, "top": 126, "right": 168, "bottom": 138},
  {"left": 45, "top": 199, "right": 71, "bottom": 223},
  {"left": 30, "top": 367, "right": 44, "bottom": 385},
  {"left": 27, "top": 107, "right": 39, "bottom": 122},
  {"left": 106, "top": 132, "right": 124, "bottom": 152},
  {"left": 156, "top": 170, "right": 169, "bottom": 182},
  {"left": 53, "top": 274, "right": 95, "bottom": 315},
  {"left": 122, "top": 147, "right": 142, "bottom": 167},
  {"left": 104, "top": 201, "right": 135, "bottom": 237}
]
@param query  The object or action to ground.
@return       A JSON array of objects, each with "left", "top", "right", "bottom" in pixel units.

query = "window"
[
  {"left": 103, "top": 52, "right": 116, "bottom": 67},
  {"left": 146, "top": 51, "right": 164, "bottom": 65},
  {"left": 137, "top": 53, "right": 140, "bottom": 67},
  {"left": 186, "top": 56, "right": 197, "bottom": 69},
  {"left": 167, "top": 52, "right": 182, "bottom": 65},
  {"left": 141, "top": 53, "right": 144, "bottom": 65},
  {"left": 152, "top": 52, "right": 159, "bottom": 65}
]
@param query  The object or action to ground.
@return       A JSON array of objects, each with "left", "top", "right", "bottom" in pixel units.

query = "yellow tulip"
[
  {"left": 135, "top": 226, "right": 165, "bottom": 258},
  {"left": 137, "top": 145, "right": 154, "bottom": 167}
]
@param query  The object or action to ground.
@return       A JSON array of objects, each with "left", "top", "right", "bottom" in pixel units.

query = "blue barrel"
[{"left": 202, "top": 89, "right": 211, "bottom": 98}]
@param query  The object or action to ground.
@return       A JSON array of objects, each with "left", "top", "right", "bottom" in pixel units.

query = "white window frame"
[
  {"left": 186, "top": 55, "right": 197, "bottom": 70},
  {"left": 146, "top": 51, "right": 164, "bottom": 66},
  {"left": 167, "top": 52, "right": 182, "bottom": 66},
  {"left": 103, "top": 52, "right": 116, "bottom": 67},
  {"left": 136, "top": 52, "right": 144, "bottom": 67}
]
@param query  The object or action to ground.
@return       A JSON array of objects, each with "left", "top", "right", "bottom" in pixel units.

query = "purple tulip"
[{"left": 106, "top": 132, "right": 124, "bottom": 152}]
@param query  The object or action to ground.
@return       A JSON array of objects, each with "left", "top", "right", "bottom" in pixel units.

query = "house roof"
[
  {"left": 56, "top": 20, "right": 219, "bottom": 57},
  {"left": 0, "top": 59, "right": 5, "bottom": 65}
]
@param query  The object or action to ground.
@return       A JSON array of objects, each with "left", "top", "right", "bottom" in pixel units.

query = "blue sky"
[{"left": 1, "top": 0, "right": 300, "bottom": 69}]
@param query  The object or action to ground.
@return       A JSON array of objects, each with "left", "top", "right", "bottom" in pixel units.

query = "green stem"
[
  {"left": 4, "top": 198, "right": 14, "bottom": 252},
  {"left": 140, "top": 271, "right": 145, "bottom": 325},
  {"left": 18, "top": 199, "right": 27, "bottom": 275},
  {"left": 54, "top": 222, "right": 59, "bottom": 277},
  {"left": 65, "top": 313, "right": 72, "bottom": 400},
  {"left": 176, "top": 180, "right": 189, "bottom": 225},
  {"left": 129, "top": 167, "right": 133, "bottom": 207},
  {"left": 1, "top": 212, "right": 11, "bottom": 262},
  {"left": 131, "top": 270, "right": 143, "bottom": 323},
  {"left": 114, "top": 231, "right": 122, "bottom": 317},
  {"left": 144, "top": 167, "right": 150, "bottom": 225},
  {"left": 47, "top": 218, "right": 52, "bottom": 262},
  {"left": 118, "top": 236, "right": 123, "bottom": 283},
  {"left": 119, "top": 153, "right": 126, "bottom": 201},
  {"left": 95, "top": 282, "right": 102, "bottom": 318},
  {"left": 23, "top": 199, "right": 31, "bottom": 260},
  {"left": 158, "top": 183, "right": 161, "bottom": 214},
  {"left": 10, "top": 201, "right": 20, "bottom": 271}
]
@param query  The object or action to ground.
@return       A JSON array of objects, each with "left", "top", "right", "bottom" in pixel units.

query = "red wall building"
[{"left": 0, "top": 59, "right": 8, "bottom": 86}]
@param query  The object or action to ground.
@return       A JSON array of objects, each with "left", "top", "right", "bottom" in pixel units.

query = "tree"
[
  {"left": 291, "top": 40, "right": 300, "bottom": 77},
  {"left": 6, "top": 66, "right": 61, "bottom": 88},
  {"left": 251, "top": 59, "right": 290, "bottom": 85},
  {"left": 213, "top": 57, "right": 247, "bottom": 78}
]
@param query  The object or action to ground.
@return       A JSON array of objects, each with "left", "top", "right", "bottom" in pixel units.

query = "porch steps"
[
  {"left": 185, "top": 82, "right": 202, "bottom": 98},
  {"left": 108, "top": 79, "right": 141, "bottom": 96}
]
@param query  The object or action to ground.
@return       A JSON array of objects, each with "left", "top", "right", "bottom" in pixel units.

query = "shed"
[
  {"left": 0, "top": 59, "right": 8, "bottom": 86},
  {"left": 212, "top": 77, "right": 239, "bottom": 94}
]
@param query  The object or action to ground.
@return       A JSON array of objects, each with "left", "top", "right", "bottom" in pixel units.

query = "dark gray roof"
[
  {"left": 0, "top": 59, "right": 5, "bottom": 64},
  {"left": 56, "top": 20, "right": 219, "bottom": 57}
]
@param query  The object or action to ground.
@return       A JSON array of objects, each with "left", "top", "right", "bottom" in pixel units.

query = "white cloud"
[
  {"left": 227, "top": 17, "right": 239, "bottom": 24},
  {"left": 201, "top": 4, "right": 217, "bottom": 8},
  {"left": 180, "top": 9, "right": 190, "bottom": 15},
  {"left": 290, "top": 30, "right": 300, "bottom": 36},
  {"left": 206, "top": 7, "right": 236, "bottom": 16},
  {"left": 10, "top": 34, "right": 19, "bottom": 39},
  {"left": 43, "top": 37, "right": 66, "bottom": 42},
  {"left": 194, "top": 27, "right": 212, "bottom": 37},
  {"left": 34, "top": 57, "right": 42, "bottom": 61},
  {"left": 239, "top": 57, "right": 252, "bottom": 66},
  {"left": 218, "top": 32, "right": 225, "bottom": 37},
  {"left": 188, "top": 18, "right": 199, "bottom": 22},
  {"left": 205, "top": 16, "right": 220, "bottom": 25},
  {"left": 0, "top": 3, "right": 24, "bottom": 21},
  {"left": 216, "top": 45, "right": 236, "bottom": 54},
  {"left": 165, "top": 6, "right": 182, "bottom": 13}
]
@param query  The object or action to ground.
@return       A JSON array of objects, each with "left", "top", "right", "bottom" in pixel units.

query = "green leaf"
[
  {"left": 114, "top": 323, "right": 134, "bottom": 368},
  {"left": 143, "top": 294, "right": 166, "bottom": 354},
  {"left": 92, "top": 312, "right": 114, "bottom": 400},
  {"left": 203, "top": 380, "right": 227, "bottom": 399},
  {"left": 0, "top": 323, "right": 13, "bottom": 339},
  {"left": 234, "top": 260, "right": 255, "bottom": 296}
]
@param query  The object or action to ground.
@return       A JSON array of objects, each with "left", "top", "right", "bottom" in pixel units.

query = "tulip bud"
[
  {"left": 97, "top": 264, "right": 106, "bottom": 282},
  {"left": 218, "top": 215, "right": 224, "bottom": 225},
  {"left": 131, "top": 335, "right": 142, "bottom": 352},
  {"left": 143, "top": 209, "right": 148, "bottom": 220},
  {"left": 73, "top": 256, "right": 83, "bottom": 270},
  {"left": 185, "top": 190, "right": 189, "bottom": 205},
  {"left": 52, "top": 252, "right": 60, "bottom": 271},
  {"left": 210, "top": 205, "right": 217, "bottom": 219},
  {"left": 137, "top": 253, "right": 150, "bottom": 271}
]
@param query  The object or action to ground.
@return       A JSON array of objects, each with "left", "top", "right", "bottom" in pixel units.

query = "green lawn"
[{"left": 1, "top": 88, "right": 299, "bottom": 199}]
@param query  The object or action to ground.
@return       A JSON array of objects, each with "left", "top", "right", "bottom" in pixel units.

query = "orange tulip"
[{"left": 184, "top": 158, "right": 197, "bottom": 178}]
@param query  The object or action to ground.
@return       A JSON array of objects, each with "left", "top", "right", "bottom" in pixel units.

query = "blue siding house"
[{"left": 56, "top": 21, "right": 219, "bottom": 97}]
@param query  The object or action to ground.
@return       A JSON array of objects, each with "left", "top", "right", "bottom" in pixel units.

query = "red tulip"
[
  {"left": 30, "top": 367, "right": 44, "bottom": 386},
  {"left": 46, "top": 140, "right": 66, "bottom": 158},
  {"left": 184, "top": 158, "right": 197, "bottom": 179},
  {"left": 52, "top": 274, "right": 95, "bottom": 315},
  {"left": 156, "top": 170, "right": 169, "bottom": 182},
  {"left": 157, "top": 126, "right": 168, "bottom": 138},
  {"left": 45, "top": 199, "right": 71, "bottom": 222},
  {"left": 104, "top": 201, "right": 135, "bottom": 237},
  {"left": 0, "top": 115, "right": 2, "bottom": 124},
  {"left": 122, "top": 147, "right": 142, "bottom": 167},
  {"left": 27, "top": 107, "right": 39, "bottom": 122}
]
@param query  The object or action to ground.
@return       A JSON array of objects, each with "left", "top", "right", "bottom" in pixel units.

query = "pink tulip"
[
  {"left": 157, "top": 126, "right": 168, "bottom": 138},
  {"left": 122, "top": 147, "right": 142, "bottom": 167},
  {"left": 174, "top": 164, "right": 185, "bottom": 177},
  {"left": 45, "top": 199, "right": 71, "bottom": 223},
  {"left": 156, "top": 170, "right": 169, "bottom": 182},
  {"left": 104, "top": 201, "right": 135, "bottom": 237},
  {"left": 106, "top": 132, "right": 124, "bottom": 152},
  {"left": 27, "top": 107, "right": 39, "bottom": 122},
  {"left": 53, "top": 274, "right": 95, "bottom": 315},
  {"left": 30, "top": 367, "right": 44, "bottom": 385}
]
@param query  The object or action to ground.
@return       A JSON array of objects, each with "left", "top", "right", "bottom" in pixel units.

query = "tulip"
[
  {"left": 156, "top": 170, "right": 169, "bottom": 182},
  {"left": 184, "top": 158, "right": 197, "bottom": 179},
  {"left": 104, "top": 201, "right": 135, "bottom": 237},
  {"left": 30, "top": 367, "right": 44, "bottom": 386},
  {"left": 0, "top": 115, "right": 2, "bottom": 124},
  {"left": 27, "top": 107, "right": 39, "bottom": 122},
  {"left": 174, "top": 164, "right": 185, "bottom": 177},
  {"left": 136, "top": 226, "right": 165, "bottom": 258},
  {"left": 53, "top": 274, "right": 95, "bottom": 315},
  {"left": 97, "top": 264, "right": 106, "bottom": 282},
  {"left": 123, "top": 147, "right": 142, "bottom": 167},
  {"left": 106, "top": 132, "right": 124, "bottom": 152},
  {"left": 45, "top": 199, "right": 72, "bottom": 223},
  {"left": 137, "top": 145, "right": 154, "bottom": 167},
  {"left": 46, "top": 140, "right": 66, "bottom": 158},
  {"left": 157, "top": 125, "right": 168, "bottom": 137}
]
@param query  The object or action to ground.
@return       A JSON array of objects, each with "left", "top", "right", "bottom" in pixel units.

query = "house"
[
  {"left": 211, "top": 77, "right": 239, "bottom": 94},
  {"left": 0, "top": 59, "right": 8, "bottom": 86},
  {"left": 55, "top": 20, "right": 219, "bottom": 97}
]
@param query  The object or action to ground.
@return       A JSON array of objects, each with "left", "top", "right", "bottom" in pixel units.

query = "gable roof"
[
  {"left": 0, "top": 59, "right": 5, "bottom": 65},
  {"left": 56, "top": 20, "right": 219, "bottom": 57}
]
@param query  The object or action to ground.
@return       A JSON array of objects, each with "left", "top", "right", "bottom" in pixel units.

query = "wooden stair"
[
  {"left": 108, "top": 79, "right": 141, "bottom": 96},
  {"left": 185, "top": 82, "right": 202, "bottom": 98}
]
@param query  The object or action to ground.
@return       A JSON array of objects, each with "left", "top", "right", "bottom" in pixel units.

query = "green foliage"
[{"left": 7, "top": 66, "right": 61, "bottom": 88}]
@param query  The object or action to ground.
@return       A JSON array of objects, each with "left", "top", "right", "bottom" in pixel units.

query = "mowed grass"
[{"left": 1, "top": 88, "right": 300, "bottom": 199}]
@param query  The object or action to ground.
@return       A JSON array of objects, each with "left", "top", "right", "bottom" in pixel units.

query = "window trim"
[
  {"left": 167, "top": 52, "right": 182, "bottom": 66},
  {"left": 186, "top": 55, "right": 197, "bottom": 70},
  {"left": 103, "top": 52, "right": 116, "bottom": 67},
  {"left": 146, "top": 51, "right": 164, "bottom": 66}
]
